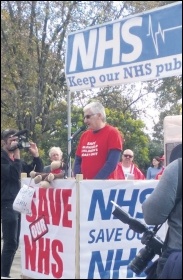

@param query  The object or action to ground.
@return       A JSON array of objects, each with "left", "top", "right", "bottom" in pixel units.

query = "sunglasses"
[
  {"left": 123, "top": 154, "right": 133, "bottom": 158},
  {"left": 84, "top": 114, "right": 96, "bottom": 119}
]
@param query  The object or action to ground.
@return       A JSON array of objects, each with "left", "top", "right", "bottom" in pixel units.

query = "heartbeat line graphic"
[{"left": 147, "top": 15, "right": 182, "bottom": 56}]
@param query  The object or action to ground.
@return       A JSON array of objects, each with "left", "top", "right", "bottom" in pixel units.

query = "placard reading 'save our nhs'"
[
  {"left": 79, "top": 180, "right": 167, "bottom": 279},
  {"left": 65, "top": 2, "right": 182, "bottom": 91},
  {"left": 20, "top": 179, "right": 76, "bottom": 279},
  {"left": 20, "top": 179, "right": 167, "bottom": 279}
]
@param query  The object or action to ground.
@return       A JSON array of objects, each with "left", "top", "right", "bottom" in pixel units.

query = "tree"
[
  {"left": 150, "top": 76, "right": 182, "bottom": 142},
  {"left": 1, "top": 1, "right": 181, "bottom": 167}
]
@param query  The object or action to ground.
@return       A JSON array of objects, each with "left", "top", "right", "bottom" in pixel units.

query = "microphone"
[
  {"left": 12, "top": 129, "right": 29, "bottom": 137},
  {"left": 68, "top": 125, "right": 86, "bottom": 141}
]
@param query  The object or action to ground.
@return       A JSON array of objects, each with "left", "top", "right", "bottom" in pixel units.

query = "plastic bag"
[{"left": 13, "top": 184, "right": 35, "bottom": 215}]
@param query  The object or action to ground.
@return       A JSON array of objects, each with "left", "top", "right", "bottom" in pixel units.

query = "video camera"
[
  {"left": 111, "top": 201, "right": 164, "bottom": 275},
  {"left": 9, "top": 129, "right": 30, "bottom": 151}
]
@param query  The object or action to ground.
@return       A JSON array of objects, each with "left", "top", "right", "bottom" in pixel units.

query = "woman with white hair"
[{"left": 43, "top": 146, "right": 65, "bottom": 173}]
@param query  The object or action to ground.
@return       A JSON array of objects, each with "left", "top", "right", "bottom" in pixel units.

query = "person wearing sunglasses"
[
  {"left": 116, "top": 149, "right": 145, "bottom": 180},
  {"left": 73, "top": 101, "right": 123, "bottom": 179}
]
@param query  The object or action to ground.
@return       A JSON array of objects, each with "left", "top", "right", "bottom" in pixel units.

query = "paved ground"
[{"left": 1, "top": 239, "right": 22, "bottom": 279}]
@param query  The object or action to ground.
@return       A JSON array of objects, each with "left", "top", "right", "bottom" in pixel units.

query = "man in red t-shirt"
[
  {"left": 73, "top": 101, "right": 123, "bottom": 179},
  {"left": 116, "top": 149, "right": 145, "bottom": 180}
]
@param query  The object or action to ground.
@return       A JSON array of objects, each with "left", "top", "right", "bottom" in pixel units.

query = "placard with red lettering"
[{"left": 20, "top": 179, "right": 76, "bottom": 279}]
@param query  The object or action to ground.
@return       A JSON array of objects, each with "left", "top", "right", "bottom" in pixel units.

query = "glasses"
[
  {"left": 123, "top": 154, "right": 133, "bottom": 158},
  {"left": 84, "top": 114, "right": 96, "bottom": 119}
]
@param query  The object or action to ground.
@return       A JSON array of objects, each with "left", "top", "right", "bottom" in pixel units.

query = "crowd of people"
[{"left": 1, "top": 101, "right": 182, "bottom": 279}]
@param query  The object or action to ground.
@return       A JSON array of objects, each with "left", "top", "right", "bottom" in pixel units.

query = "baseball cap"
[{"left": 1, "top": 129, "right": 18, "bottom": 140}]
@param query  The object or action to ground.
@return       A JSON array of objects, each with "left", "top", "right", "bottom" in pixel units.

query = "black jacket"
[{"left": 1, "top": 149, "right": 43, "bottom": 203}]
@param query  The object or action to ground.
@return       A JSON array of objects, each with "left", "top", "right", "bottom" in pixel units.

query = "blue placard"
[{"left": 65, "top": 2, "right": 182, "bottom": 90}]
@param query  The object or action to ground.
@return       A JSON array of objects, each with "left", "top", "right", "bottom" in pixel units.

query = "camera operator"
[
  {"left": 142, "top": 158, "right": 182, "bottom": 279},
  {"left": 1, "top": 129, "right": 43, "bottom": 278}
]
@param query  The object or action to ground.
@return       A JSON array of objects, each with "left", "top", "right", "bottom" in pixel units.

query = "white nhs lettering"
[{"left": 69, "top": 17, "right": 143, "bottom": 72}]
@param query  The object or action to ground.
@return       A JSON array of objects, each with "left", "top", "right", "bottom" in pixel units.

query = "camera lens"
[
  {"left": 22, "top": 142, "right": 30, "bottom": 148},
  {"left": 128, "top": 246, "right": 155, "bottom": 275}
]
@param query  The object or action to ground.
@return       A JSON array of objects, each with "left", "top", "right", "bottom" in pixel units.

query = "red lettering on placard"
[
  {"left": 38, "top": 188, "right": 49, "bottom": 223},
  {"left": 24, "top": 235, "right": 63, "bottom": 278},
  {"left": 29, "top": 216, "right": 48, "bottom": 241},
  {"left": 62, "top": 189, "right": 72, "bottom": 227},
  {"left": 38, "top": 238, "right": 50, "bottom": 275},
  {"left": 26, "top": 188, "right": 72, "bottom": 228},
  {"left": 48, "top": 189, "right": 62, "bottom": 225},
  {"left": 24, "top": 235, "right": 36, "bottom": 271},
  {"left": 52, "top": 240, "right": 63, "bottom": 278}
]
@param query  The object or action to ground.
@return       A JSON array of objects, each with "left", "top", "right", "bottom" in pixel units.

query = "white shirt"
[{"left": 122, "top": 165, "right": 134, "bottom": 180}]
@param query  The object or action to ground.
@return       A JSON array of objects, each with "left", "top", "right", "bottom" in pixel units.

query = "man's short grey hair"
[
  {"left": 83, "top": 101, "right": 106, "bottom": 122},
  {"left": 49, "top": 147, "right": 63, "bottom": 158}
]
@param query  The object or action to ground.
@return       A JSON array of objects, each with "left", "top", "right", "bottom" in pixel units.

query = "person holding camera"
[
  {"left": 142, "top": 157, "right": 182, "bottom": 279},
  {"left": 1, "top": 129, "right": 43, "bottom": 278}
]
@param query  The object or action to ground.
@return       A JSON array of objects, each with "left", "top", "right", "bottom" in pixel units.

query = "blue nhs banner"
[{"left": 65, "top": 2, "right": 182, "bottom": 91}]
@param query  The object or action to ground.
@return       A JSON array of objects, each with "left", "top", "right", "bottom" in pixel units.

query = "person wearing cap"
[
  {"left": 1, "top": 128, "right": 43, "bottom": 278},
  {"left": 116, "top": 149, "right": 145, "bottom": 180},
  {"left": 146, "top": 156, "right": 164, "bottom": 180}
]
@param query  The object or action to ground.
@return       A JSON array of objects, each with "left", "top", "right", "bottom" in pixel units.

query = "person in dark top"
[
  {"left": 1, "top": 128, "right": 43, "bottom": 278},
  {"left": 169, "top": 143, "right": 182, "bottom": 164},
  {"left": 142, "top": 158, "right": 182, "bottom": 278}
]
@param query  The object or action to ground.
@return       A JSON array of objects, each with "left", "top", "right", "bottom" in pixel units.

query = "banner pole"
[{"left": 67, "top": 88, "right": 71, "bottom": 178}]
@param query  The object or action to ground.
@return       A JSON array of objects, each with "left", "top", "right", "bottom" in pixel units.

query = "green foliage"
[
  {"left": 1, "top": 1, "right": 182, "bottom": 174},
  {"left": 150, "top": 76, "right": 182, "bottom": 141},
  {"left": 106, "top": 108, "right": 150, "bottom": 171}
]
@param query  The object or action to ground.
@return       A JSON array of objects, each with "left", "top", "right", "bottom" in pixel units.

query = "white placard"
[{"left": 13, "top": 184, "right": 35, "bottom": 215}]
